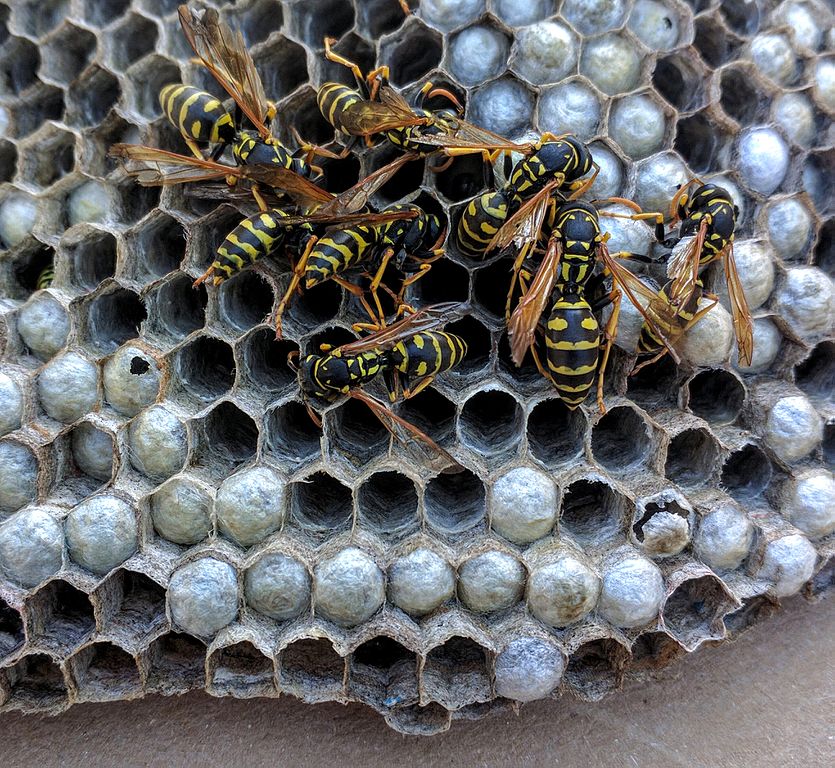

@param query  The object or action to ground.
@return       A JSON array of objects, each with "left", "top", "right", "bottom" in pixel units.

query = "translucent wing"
[
  {"left": 487, "top": 180, "right": 559, "bottom": 254},
  {"left": 507, "top": 237, "right": 562, "bottom": 366},
  {"left": 666, "top": 216, "right": 708, "bottom": 283},
  {"left": 335, "top": 85, "right": 427, "bottom": 136},
  {"left": 722, "top": 242, "right": 754, "bottom": 367},
  {"left": 109, "top": 143, "right": 238, "bottom": 184},
  {"left": 350, "top": 389, "right": 462, "bottom": 474},
  {"left": 319, "top": 153, "right": 420, "bottom": 215},
  {"left": 335, "top": 302, "right": 464, "bottom": 356},
  {"left": 407, "top": 113, "right": 534, "bottom": 153},
  {"left": 250, "top": 208, "right": 419, "bottom": 230},
  {"left": 178, "top": 5, "right": 271, "bottom": 139}
]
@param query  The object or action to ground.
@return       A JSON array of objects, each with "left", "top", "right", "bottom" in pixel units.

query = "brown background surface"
[{"left": 0, "top": 596, "right": 832, "bottom": 768}]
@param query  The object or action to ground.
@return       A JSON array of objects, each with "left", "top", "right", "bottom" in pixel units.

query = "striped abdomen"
[
  {"left": 305, "top": 225, "right": 377, "bottom": 287},
  {"left": 383, "top": 109, "right": 439, "bottom": 154},
  {"left": 389, "top": 332, "right": 467, "bottom": 380},
  {"left": 159, "top": 84, "right": 236, "bottom": 145},
  {"left": 232, "top": 131, "right": 316, "bottom": 177},
  {"left": 545, "top": 292, "right": 600, "bottom": 409},
  {"left": 211, "top": 210, "right": 290, "bottom": 283},
  {"left": 36, "top": 266, "right": 54, "bottom": 290},
  {"left": 317, "top": 82, "right": 363, "bottom": 132},
  {"left": 457, "top": 190, "right": 513, "bottom": 255},
  {"left": 301, "top": 351, "right": 384, "bottom": 397},
  {"left": 637, "top": 280, "right": 703, "bottom": 357}
]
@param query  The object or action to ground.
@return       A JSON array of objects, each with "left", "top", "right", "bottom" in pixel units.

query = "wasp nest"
[{"left": 0, "top": 0, "right": 833, "bottom": 736}]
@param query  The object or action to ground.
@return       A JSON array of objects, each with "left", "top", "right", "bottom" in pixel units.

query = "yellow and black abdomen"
[
  {"left": 389, "top": 331, "right": 467, "bottom": 380},
  {"left": 317, "top": 82, "right": 362, "bottom": 133},
  {"left": 36, "top": 265, "right": 55, "bottom": 290},
  {"left": 637, "top": 280, "right": 703, "bottom": 357},
  {"left": 210, "top": 210, "right": 290, "bottom": 284},
  {"left": 457, "top": 190, "right": 514, "bottom": 255},
  {"left": 305, "top": 225, "right": 377, "bottom": 287},
  {"left": 301, "top": 350, "right": 384, "bottom": 397},
  {"left": 159, "top": 84, "right": 236, "bottom": 145},
  {"left": 545, "top": 292, "right": 600, "bottom": 409}
]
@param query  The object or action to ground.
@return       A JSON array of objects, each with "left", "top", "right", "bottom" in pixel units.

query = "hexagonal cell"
[
  {"left": 286, "top": 0, "right": 354, "bottom": 47},
  {"left": 10, "top": 243, "right": 55, "bottom": 296},
  {"left": 425, "top": 468, "right": 486, "bottom": 536},
  {"left": 0, "top": 139, "right": 17, "bottom": 183},
  {"left": 632, "top": 495, "right": 692, "bottom": 557},
  {"left": 9, "top": 83, "right": 64, "bottom": 139},
  {"left": 108, "top": 13, "right": 159, "bottom": 72},
  {"left": 148, "top": 273, "right": 207, "bottom": 340},
  {"left": 665, "top": 428, "right": 720, "bottom": 489},
  {"left": 222, "top": 0, "right": 282, "bottom": 46},
  {"left": 191, "top": 401, "right": 259, "bottom": 471},
  {"left": 274, "top": 85, "right": 334, "bottom": 149},
  {"left": 719, "top": 66, "right": 763, "bottom": 126},
  {"left": 114, "top": 177, "right": 161, "bottom": 226},
  {"left": 626, "top": 354, "right": 679, "bottom": 406},
  {"left": 626, "top": 631, "right": 686, "bottom": 680},
  {"left": 686, "top": 369, "right": 746, "bottom": 425},
  {"left": 254, "top": 35, "right": 308, "bottom": 103},
  {"left": 126, "top": 212, "right": 186, "bottom": 280},
  {"left": 18, "top": 126, "right": 75, "bottom": 190},
  {"left": 69, "top": 421, "right": 115, "bottom": 484},
  {"left": 80, "top": 0, "right": 130, "bottom": 26},
  {"left": 814, "top": 219, "right": 834, "bottom": 276},
  {"left": 435, "top": 155, "right": 487, "bottom": 203},
  {"left": 423, "top": 636, "right": 490, "bottom": 710},
  {"left": 172, "top": 335, "right": 235, "bottom": 404},
  {"left": 284, "top": 278, "right": 343, "bottom": 335},
  {"left": 218, "top": 271, "right": 275, "bottom": 333},
  {"left": 264, "top": 400, "right": 321, "bottom": 467},
  {"left": 471, "top": 256, "right": 513, "bottom": 319},
  {"left": 0, "top": 598, "right": 24, "bottom": 658},
  {"left": 443, "top": 315, "right": 491, "bottom": 377},
  {"left": 39, "top": 22, "right": 96, "bottom": 85},
  {"left": 239, "top": 329, "right": 297, "bottom": 394},
  {"left": 357, "top": 470, "right": 419, "bottom": 538},
  {"left": 564, "top": 638, "right": 629, "bottom": 702},
  {"left": 279, "top": 637, "right": 345, "bottom": 703},
  {"left": 209, "top": 642, "right": 275, "bottom": 698},
  {"left": 607, "top": 92, "right": 669, "bottom": 160},
  {"left": 794, "top": 341, "right": 834, "bottom": 405},
  {"left": 290, "top": 471, "right": 352, "bottom": 534},
  {"left": 85, "top": 287, "right": 147, "bottom": 353},
  {"left": 496, "top": 330, "right": 547, "bottom": 394},
  {"left": 349, "top": 636, "right": 418, "bottom": 709},
  {"left": 57, "top": 229, "right": 115, "bottom": 292},
  {"left": 674, "top": 112, "right": 731, "bottom": 173},
  {"left": 2, "top": 653, "right": 68, "bottom": 710},
  {"left": 720, "top": 443, "right": 772, "bottom": 502},
  {"left": 591, "top": 406, "right": 652, "bottom": 473},
  {"left": 26, "top": 580, "right": 95, "bottom": 652},
  {"left": 579, "top": 31, "right": 641, "bottom": 96},
  {"left": 98, "top": 570, "right": 167, "bottom": 641},
  {"left": 469, "top": 76, "right": 535, "bottom": 138},
  {"left": 527, "top": 398, "right": 586, "bottom": 468},
  {"left": 327, "top": 397, "right": 390, "bottom": 467},
  {"left": 381, "top": 21, "right": 443, "bottom": 88},
  {"left": 694, "top": 16, "right": 741, "bottom": 68},
  {"left": 560, "top": 479, "right": 628, "bottom": 548},
  {"left": 722, "top": 595, "right": 780, "bottom": 637},
  {"left": 66, "top": 65, "right": 120, "bottom": 127},
  {"left": 663, "top": 575, "right": 737, "bottom": 650},
  {"left": 448, "top": 23, "right": 509, "bottom": 88},
  {"left": 70, "top": 641, "right": 141, "bottom": 701},
  {"left": 407, "top": 256, "right": 470, "bottom": 308},
  {"left": 126, "top": 55, "right": 182, "bottom": 120},
  {"left": 0, "top": 438, "right": 39, "bottom": 513},
  {"left": 146, "top": 632, "right": 206, "bottom": 693},
  {"left": 396, "top": 386, "right": 456, "bottom": 447},
  {"left": 0, "top": 36, "right": 39, "bottom": 96},
  {"left": 719, "top": 0, "right": 761, "bottom": 35},
  {"left": 366, "top": 148, "right": 425, "bottom": 206},
  {"left": 802, "top": 151, "right": 833, "bottom": 215},
  {"left": 355, "top": 0, "right": 408, "bottom": 38},
  {"left": 458, "top": 389, "right": 522, "bottom": 460}
]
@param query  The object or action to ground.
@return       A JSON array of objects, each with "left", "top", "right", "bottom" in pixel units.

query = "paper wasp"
[{"left": 290, "top": 302, "right": 468, "bottom": 472}]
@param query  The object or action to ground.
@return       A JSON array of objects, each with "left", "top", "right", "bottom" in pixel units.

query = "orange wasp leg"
[{"left": 274, "top": 237, "right": 317, "bottom": 339}]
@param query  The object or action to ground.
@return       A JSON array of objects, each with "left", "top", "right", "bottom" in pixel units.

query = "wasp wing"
[
  {"left": 487, "top": 181, "right": 559, "bottom": 254},
  {"left": 722, "top": 242, "right": 754, "bottom": 367},
  {"left": 178, "top": 5, "right": 271, "bottom": 139},
  {"left": 109, "top": 143, "right": 238, "bottom": 184},
  {"left": 335, "top": 85, "right": 427, "bottom": 136},
  {"left": 350, "top": 389, "right": 462, "bottom": 474},
  {"left": 408, "top": 115, "right": 534, "bottom": 153},
  {"left": 320, "top": 152, "right": 421, "bottom": 215}
]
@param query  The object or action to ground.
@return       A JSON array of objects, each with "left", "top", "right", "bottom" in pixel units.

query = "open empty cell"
[
  {"left": 687, "top": 369, "right": 745, "bottom": 424},
  {"left": 127, "top": 55, "right": 182, "bottom": 120},
  {"left": 255, "top": 36, "right": 308, "bottom": 103},
  {"left": 286, "top": 278, "right": 342, "bottom": 331},
  {"left": 71, "top": 642, "right": 141, "bottom": 701},
  {"left": 210, "top": 642, "right": 275, "bottom": 697},
  {"left": 276, "top": 86, "right": 334, "bottom": 148},
  {"left": 0, "top": 37, "right": 39, "bottom": 95},
  {"left": 381, "top": 22, "right": 443, "bottom": 87},
  {"left": 67, "top": 66, "right": 120, "bottom": 127},
  {"left": 396, "top": 387, "right": 456, "bottom": 445},
  {"left": 115, "top": 177, "right": 160, "bottom": 225},
  {"left": 723, "top": 595, "right": 779, "bottom": 636},
  {"left": 291, "top": 471, "right": 352, "bottom": 533},
  {"left": 694, "top": 16, "right": 738, "bottom": 68},
  {"left": 436, "top": 155, "right": 486, "bottom": 203},
  {"left": 794, "top": 342, "right": 834, "bottom": 404},
  {"left": 357, "top": 471, "right": 419, "bottom": 537},
  {"left": 527, "top": 398, "right": 586, "bottom": 467},
  {"left": 327, "top": 397, "right": 390, "bottom": 466},
  {"left": 626, "top": 354, "right": 678, "bottom": 404},
  {"left": 287, "top": 0, "right": 354, "bottom": 47},
  {"left": 109, "top": 13, "right": 158, "bottom": 71},
  {"left": 564, "top": 638, "right": 629, "bottom": 701},
  {"left": 423, "top": 636, "right": 490, "bottom": 710},
  {"left": 425, "top": 469, "right": 485, "bottom": 535},
  {"left": 0, "top": 598, "right": 24, "bottom": 658},
  {"left": 665, "top": 428, "right": 719, "bottom": 489},
  {"left": 356, "top": 0, "right": 408, "bottom": 38},
  {"left": 87, "top": 288, "right": 147, "bottom": 353},
  {"left": 497, "top": 331, "right": 546, "bottom": 393},
  {"left": 443, "top": 316, "right": 491, "bottom": 376},
  {"left": 19, "top": 127, "right": 75, "bottom": 189},
  {"left": 652, "top": 53, "right": 707, "bottom": 112},
  {"left": 626, "top": 631, "right": 685, "bottom": 679},
  {"left": 11, "top": 84, "right": 64, "bottom": 139},
  {"left": 174, "top": 336, "right": 235, "bottom": 402},
  {"left": 11, "top": 245, "right": 55, "bottom": 296},
  {"left": 146, "top": 632, "right": 206, "bottom": 693},
  {"left": 66, "top": 230, "right": 117, "bottom": 290},
  {"left": 408, "top": 257, "right": 470, "bottom": 307},
  {"left": 319, "top": 152, "right": 361, "bottom": 195},
  {"left": 473, "top": 257, "right": 515, "bottom": 318},
  {"left": 815, "top": 220, "right": 834, "bottom": 277},
  {"left": 223, "top": 0, "right": 282, "bottom": 46},
  {"left": 663, "top": 575, "right": 736, "bottom": 649},
  {"left": 279, "top": 638, "right": 345, "bottom": 702},
  {"left": 101, "top": 570, "right": 167, "bottom": 640},
  {"left": 265, "top": 401, "right": 321, "bottom": 466},
  {"left": 458, "top": 390, "right": 522, "bottom": 456},
  {"left": 720, "top": 443, "right": 771, "bottom": 502},
  {"left": 675, "top": 113, "right": 727, "bottom": 173},
  {"left": 40, "top": 23, "right": 96, "bottom": 84},
  {"left": 195, "top": 402, "right": 258, "bottom": 467},
  {"left": 560, "top": 479, "right": 627, "bottom": 547},
  {"left": 27, "top": 581, "right": 95, "bottom": 651},
  {"left": 4, "top": 653, "right": 68, "bottom": 710},
  {"left": 720, "top": 67, "right": 761, "bottom": 125},
  {"left": 241, "top": 330, "right": 297, "bottom": 393},
  {"left": 151, "top": 274, "right": 207, "bottom": 339},
  {"left": 368, "top": 152, "right": 426, "bottom": 206},
  {"left": 131, "top": 213, "right": 185, "bottom": 278},
  {"left": 218, "top": 271, "right": 275, "bottom": 334},
  {"left": 0, "top": 139, "right": 17, "bottom": 182},
  {"left": 591, "top": 406, "right": 651, "bottom": 472},
  {"left": 719, "top": 0, "right": 760, "bottom": 35},
  {"left": 80, "top": 0, "right": 130, "bottom": 26},
  {"left": 349, "top": 636, "right": 418, "bottom": 707}
]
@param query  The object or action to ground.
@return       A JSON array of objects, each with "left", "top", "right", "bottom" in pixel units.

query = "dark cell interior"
[{"left": 591, "top": 406, "right": 651, "bottom": 471}]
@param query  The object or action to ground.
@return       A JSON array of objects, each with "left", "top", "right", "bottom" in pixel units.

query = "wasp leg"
[
  {"left": 538, "top": 132, "right": 571, "bottom": 143},
  {"left": 398, "top": 0, "right": 411, "bottom": 15},
  {"left": 566, "top": 162, "right": 600, "bottom": 200},
  {"left": 597, "top": 203, "right": 666, "bottom": 242},
  {"left": 596, "top": 288, "right": 622, "bottom": 415},
  {"left": 529, "top": 340, "right": 556, "bottom": 386},
  {"left": 193, "top": 265, "right": 216, "bottom": 287},
  {"left": 429, "top": 155, "right": 455, "bottom": 173},
  {"left": 324, "top": 37, "right": 372, "bottom": 96},
  {"left": 402, "top": 375, "right": 436, "bottom": 400},
  {"left": 274, "top": 237, "right": 317, "bottom": 338},
  {"left": 331, "top": 275, "right": 382, "bottom": 327}
]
